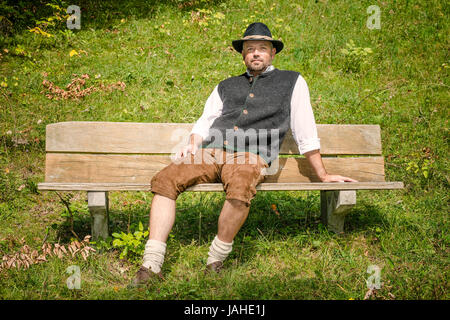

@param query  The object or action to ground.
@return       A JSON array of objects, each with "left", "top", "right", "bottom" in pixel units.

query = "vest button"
[
  {"left": 243, "top": 109, "right": 248, "bottom": 115},
  {"left": 249, "top": 93, "right": 254, "bottom": 98}
]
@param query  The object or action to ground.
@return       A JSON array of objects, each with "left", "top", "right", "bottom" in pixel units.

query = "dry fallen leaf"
[
  {"left": 41, "top": 74, "right": 126, "bottom": 101},
  {"left": 364, "top": 288, "right": 375, "bottom": 300},
  {"left": 271, "top": 204, "right": 280, "bottom": 216},
  {"left": 0, "top": 236, "right": 97, "bottom": 272}
]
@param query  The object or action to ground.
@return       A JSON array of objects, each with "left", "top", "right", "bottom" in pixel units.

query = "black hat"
[{"left": 232, "top": 22, "right": 284, "bottom": 54}]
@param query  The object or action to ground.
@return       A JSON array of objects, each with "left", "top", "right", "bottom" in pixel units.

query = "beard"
[{"left": 247, "top": 61, "right": 268, "bottom": 73}]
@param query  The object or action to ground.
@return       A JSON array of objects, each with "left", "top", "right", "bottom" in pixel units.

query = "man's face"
[{"left": 242, "top": 40, "right": 276, "bottom": 74}]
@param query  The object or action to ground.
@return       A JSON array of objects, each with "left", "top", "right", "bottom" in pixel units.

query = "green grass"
[{"left": 0, "top": 0, "right": 448, "bottom": 300}]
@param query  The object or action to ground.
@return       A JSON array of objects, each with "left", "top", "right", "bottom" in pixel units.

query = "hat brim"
[{"left": 232, "top": 39, "right": 284, "bottom": 54}]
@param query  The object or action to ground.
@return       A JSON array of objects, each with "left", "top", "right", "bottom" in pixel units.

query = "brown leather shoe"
[
  {"left": 128, "top": 266, "right": 164, "bottom": 288},
  {"left": 205, "top": 261, "right": 224, "bottom": 274}
]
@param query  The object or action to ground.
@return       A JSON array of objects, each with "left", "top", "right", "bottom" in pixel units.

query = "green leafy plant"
[
  {"left": 406, "top": 158, "right": 434, "bottom": 179},
  {"left": 29, "top": 3, "right": 69, "bottom": 38},
  {"left": 90, "top": 237, "right": 113, "bottom": 252},
  {"left": 26, "top": 2, "right": 76, "bottom": 49},
  {"left": 340, "top": 40, "right": 373, "bottom": 73},
  {"left": 112, "top": 222, "right": 148, "bottom": 262},
  {"left": 14, "top": 44, "right": 32, "bottom": 58}
]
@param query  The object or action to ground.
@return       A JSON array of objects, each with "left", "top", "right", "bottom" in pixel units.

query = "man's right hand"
[
  {"left": 175, "top": 143, "right": 198, "bottom": 160},
  {"left": 174, "top": 133, "right": 203, "bottom": 160}
]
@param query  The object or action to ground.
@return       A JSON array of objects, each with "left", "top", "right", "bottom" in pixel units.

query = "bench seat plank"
[
  {"left": 44, "top": 153, "right": 387, "bottom": 184},
  {"left": 45, "top": 122, "right": 382, "bottom": 156},
  {"left": 37, "top": 181, "right": 404, "bottom": 191}
]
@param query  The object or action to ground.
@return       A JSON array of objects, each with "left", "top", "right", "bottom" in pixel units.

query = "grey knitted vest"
[{"left": 201, "top": 68, "right": 299, "bottom": 165}]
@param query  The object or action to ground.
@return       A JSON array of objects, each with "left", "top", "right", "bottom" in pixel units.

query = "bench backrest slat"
[
  {"left": 44, "top": 122, "right": 386, "bottom": 184},
  {"left": 46, "top": 122, "right": 382, "bottom": 155}
]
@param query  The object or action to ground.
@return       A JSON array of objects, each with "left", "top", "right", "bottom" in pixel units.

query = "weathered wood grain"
[
  {"left": 37, "top": 181, "right": 404, "bottom": 191},
  {"left": 45, "top": 122, "right": 382, "bottom": 155},
  {"left": 44, "top": 153, "right": 386, "bottom": 183}
]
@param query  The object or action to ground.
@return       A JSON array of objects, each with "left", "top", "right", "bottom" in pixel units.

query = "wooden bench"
[{"left": 37, "top": 121, "right": 404, "bottom": 239}]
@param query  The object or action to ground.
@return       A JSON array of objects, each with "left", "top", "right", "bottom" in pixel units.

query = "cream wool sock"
[
  {"left": 142, "top": 239, "right": 167, "bottom": 274},
  {"left": 207, "top": 236, "right": 233, "bottom": 265}
]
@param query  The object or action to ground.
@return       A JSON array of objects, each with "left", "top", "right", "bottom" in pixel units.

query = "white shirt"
[{"left": 189, "top": 67, "right": 321, "bottom": 154}]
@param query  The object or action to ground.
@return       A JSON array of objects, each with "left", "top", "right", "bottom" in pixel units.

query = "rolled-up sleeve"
[
  {"left": 290, "top": 75, "right": 321, "bottom": 154},
  {"left": 190, "top": 85, "right": 223, "bottom": 139}
]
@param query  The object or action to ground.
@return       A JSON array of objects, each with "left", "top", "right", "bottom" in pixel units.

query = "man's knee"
[
  {"left": 150, "top": 166, "right": 180, "bottom": 200},
  {"left": 222, "top": 164, "right": 265, "bottom": 207},
  {"left": 225, "top": 183, "right": 255, "bottom": 207},
  {"left": 225, "top": 198, "right": 250, "bottom": 208}
]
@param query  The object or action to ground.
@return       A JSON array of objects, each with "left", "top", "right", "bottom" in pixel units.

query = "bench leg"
[
  {"left": 320, "top": 190, "right": 356, "bottom": 233},
  {"left": 88, "top": 191, "right": 109, "bottom": 240}
]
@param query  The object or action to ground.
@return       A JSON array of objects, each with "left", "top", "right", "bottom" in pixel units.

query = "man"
[{"left": 130, "top": 22, "right": 356, "bottom": 287}]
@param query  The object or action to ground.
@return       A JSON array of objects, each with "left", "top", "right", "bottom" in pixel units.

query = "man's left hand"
[{"left": 320, "top": 174, "right": 358, "bottom": 183}]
